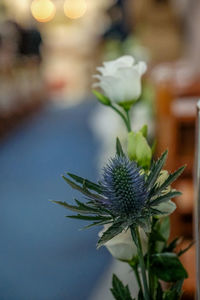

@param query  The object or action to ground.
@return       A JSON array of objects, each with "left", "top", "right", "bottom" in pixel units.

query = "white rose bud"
[
  {"left": 99, "top": 225, "right": 148, "bottom": 261},
  {"left": 93, "top": 56, "right": 147, "bottom": 105}
]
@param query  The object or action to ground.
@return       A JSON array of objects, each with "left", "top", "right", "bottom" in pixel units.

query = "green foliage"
[
  {"left": 111, "top": 274, "right": 133, "bottom": 300},
  {"left": 151, "top": 253, "right": 188, "bottom": 282}
]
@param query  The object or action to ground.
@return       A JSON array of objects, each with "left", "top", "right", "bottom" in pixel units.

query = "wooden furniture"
[{"left": 154, "top": 73, "right": 200, "bottom": 299}]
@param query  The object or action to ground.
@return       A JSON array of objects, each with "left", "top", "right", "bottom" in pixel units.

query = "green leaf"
[
  {"left": 151, "top": 253, "right": 188, "bottom": 282},
  {"left": 150, "top": 190, "right": 181, "bottom": 206},
  {"left": 152, "top": 166, "right": 185, "bottom": 197},
  {"left": 52, "top": 200, "right": 99, "bottom": 214},
  {"left": 177, "top": 240, "right": 194, "bottom": 257},
  {"left": 116, "top": 137, "right": 125, "bottom": 157},
  {"left": 164, "top": 237, "right": 181, "bottom": 252},
  {"left": 92, "top": 89, "right": 111, "bottom": 106},
  {"left": 67, "top": 214, "right": 111, "bottom": 221},
  {"left": 67, "top": 173, "right": 102, "bottom": 194},
  {"left": 97, "top": 219, "right": 127, "bottom": 248},
  {"left": 146, "top": 151, "right": 168, "bottom": 191},
  {"left": 110, "top": 274, "right": 133, "bottom": 300},
  {"left": 62, "top": 175, "right": 102, "bottom": 200}
]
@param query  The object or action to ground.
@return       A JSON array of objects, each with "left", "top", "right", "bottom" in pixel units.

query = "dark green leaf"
[
  {"left": 116, "top": 137, "right": 125, "bottom": 157},
  {"left": 146, "top": 151, "right": 168, "bottom": 191},
  {"left": 52, "top": 199, "right": 102, "bottom": 215},
  {"left": 151, "top": 253, "right": 188, "bottom": 282},
  {"left": 62, "top": 175, "right": 102, "bottom": 200},
  {"left": 67, "top": 173, "right": 102, "bottom": 194},
  {"left": 164, "top": 237, "right": 181, "bottom": 252},
  {"left": 110, "top": 274, "right": 133, "bottom": 300},
  {"left": 177, "top": 240, "right": 194, "bottom": 257},
  {"left": 163, "top": 280, "right": 183, "bottom": 300},
  {"left": 67, "top": 214, "right": 111, "bottom": 221},
  {"left": 150, "top": 190, "right": 181, "bottom": 206},
  {"left": 97, "top": 220, "right": 127, "bottom": 248}
]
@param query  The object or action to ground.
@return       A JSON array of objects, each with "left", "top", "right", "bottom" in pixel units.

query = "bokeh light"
[
  {"left": 64, "top": 0, "right": 87, "bottom": 20},
  {"left": 31, "top": 0, "right": 56, "bottom": 23}
]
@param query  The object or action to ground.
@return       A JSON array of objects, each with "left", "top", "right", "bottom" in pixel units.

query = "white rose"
[
  {"left": 99, "top": 225, "right": 148, "bottom": 261},
  {"left": 93, "top": 56, "right": 147, "bottom": 104}
]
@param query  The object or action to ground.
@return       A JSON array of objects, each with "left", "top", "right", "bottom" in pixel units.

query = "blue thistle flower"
[{"left": 100, "top": 155, "right": 149, "bottom": 217}]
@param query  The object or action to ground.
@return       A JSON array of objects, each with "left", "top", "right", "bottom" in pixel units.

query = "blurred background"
[{"left": 0, "top": 0, "right": 199, "bottom": 299}]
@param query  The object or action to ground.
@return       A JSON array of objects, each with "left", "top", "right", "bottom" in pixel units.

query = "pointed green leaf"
[
  {"left": 177, "top": 240, "right": 194, "bottom": 257},
  {"left": 67, "top": 214, "right": 111, "bottom": 221},
  {"left": 116, "top": 137, "right": 125, "bottom": 157},
  {"left": 97, "top": 220, "right": 127, "bottom": 248},
  {"left": 152, "top": 166, "right": 185, "bottom": 196},
  {"left": 110, "top": 274, "right": 133, "bottom": 300},
  {"left": 150, "top": 190, "right": 181, "bottom": 206},
  {"left": 67, "top": 173, "right": 102, "bottom": 194},
  {"left": 62, "top": 175, "right": 102, "bottom": 200},
  {"left": 146, "top": 150, "right": 168, "bottom": 190}
]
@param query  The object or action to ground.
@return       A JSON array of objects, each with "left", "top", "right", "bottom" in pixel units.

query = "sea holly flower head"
[
  {"left": 93, "top": 55, "right": 147, "bottom": 106},
  {"left": 100, "top": 155, "right": 149, "bottom": 217}
]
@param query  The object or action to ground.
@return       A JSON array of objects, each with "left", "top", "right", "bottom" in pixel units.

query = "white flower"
[
  {"left": 99, "top": 225, "right": 148, "bottom": 261},
  {"left": 93, "top": 56, "right": 147, "bottom": 104}
]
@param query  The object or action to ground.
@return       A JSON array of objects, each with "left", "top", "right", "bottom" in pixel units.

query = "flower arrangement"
[{"left": 53, "top": 56, "right": 192, "bottom": 300}]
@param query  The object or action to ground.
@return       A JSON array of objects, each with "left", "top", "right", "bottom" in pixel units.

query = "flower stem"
[
  {"left": 110, "top": 104, "right": 131, "bottom": 132},
  {"left": 125, "top": 109, "right": 131, "bottom": 132},
  {"left": 129, "top": 263, "right": 143, "bottom": 297},
  {"left": 131, "top": 226, "right": 150, "bottom": 300}
]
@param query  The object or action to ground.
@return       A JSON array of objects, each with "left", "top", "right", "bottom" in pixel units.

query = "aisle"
[{"left": 0, "top": 101, "right": 111, "bottom": 300}]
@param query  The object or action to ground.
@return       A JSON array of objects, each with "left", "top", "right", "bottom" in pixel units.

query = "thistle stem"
[{"left": 131, "top": 226, "right": 150, "bottom": 300}]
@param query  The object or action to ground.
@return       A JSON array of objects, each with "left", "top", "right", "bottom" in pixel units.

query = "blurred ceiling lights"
[
  {"left": 31, "top": 0, "right": 87, "bottom": 23},
  {"left": 31, "top": 0, "right": 56, "bottom": 22},
  {"left": 64, "top": 0, "right": 87, "bottom": 19}
]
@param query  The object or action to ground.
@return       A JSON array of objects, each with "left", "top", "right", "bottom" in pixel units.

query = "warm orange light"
[
  {"left": 64, "top": 0, "right": 87, "bottom": 19},
  {"left": 31, "top": 0, "right": 56, "bottom": 23}
]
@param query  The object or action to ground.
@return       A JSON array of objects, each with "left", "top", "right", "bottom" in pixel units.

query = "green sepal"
[
  {"left": 110, "top": 274, "right": 133, "bottom": 300},
  {"left": 92, "top": 89, "right": 111, "bottom": 106},
  {"left": 151, "top": 252, "right": 188, "bottom": 282}
]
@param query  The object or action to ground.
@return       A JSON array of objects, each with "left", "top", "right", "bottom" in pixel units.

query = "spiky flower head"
[{"left": 100, "top": 155, "right": 149, "bottom": 217}]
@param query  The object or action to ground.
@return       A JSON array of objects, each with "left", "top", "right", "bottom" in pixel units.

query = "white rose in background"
[
  {"left": 93, "top": 56, "right": 147, "bottom": 104},
  {"left": 99, "top": 225, "right": 148, "bottom": 261}
]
